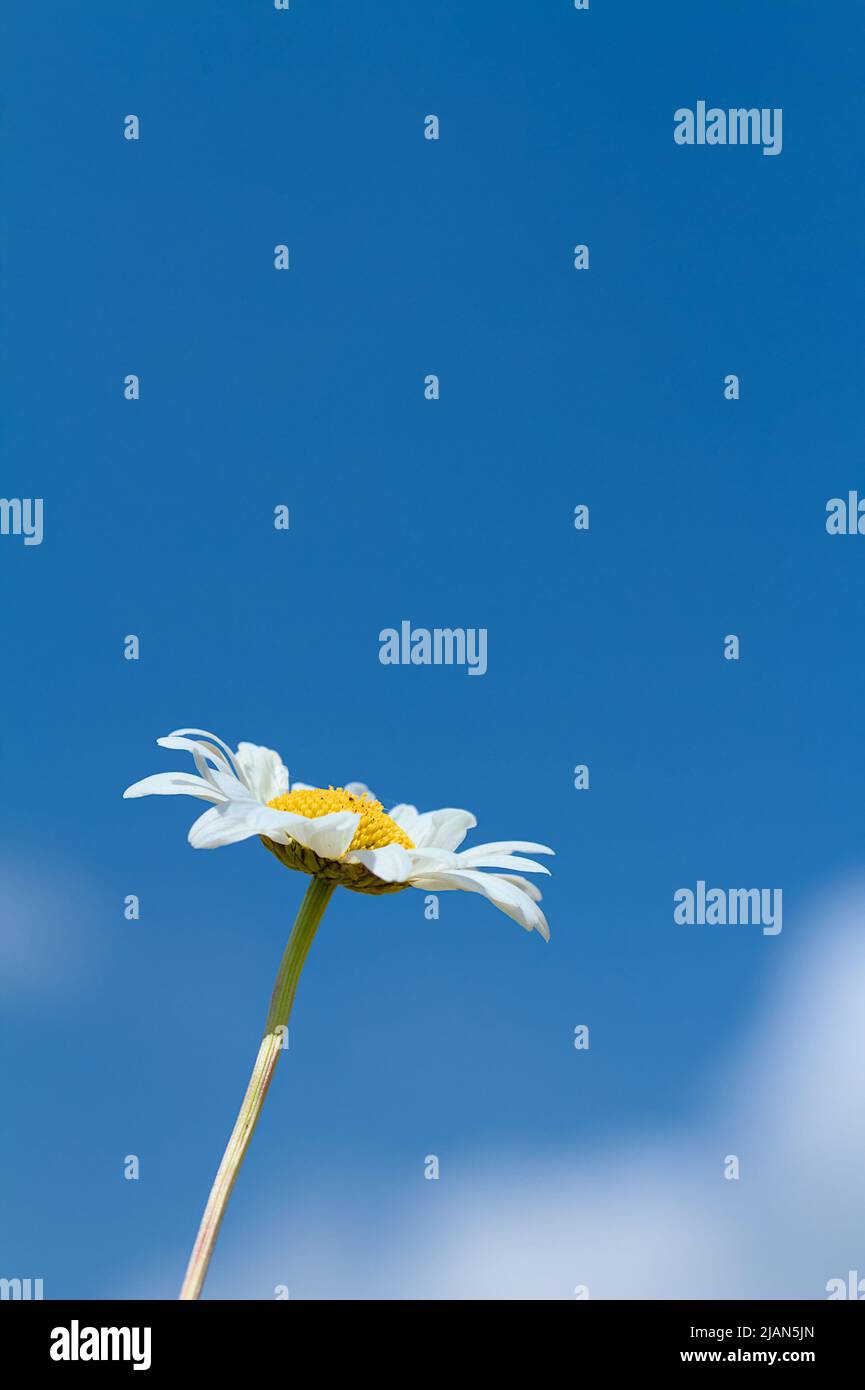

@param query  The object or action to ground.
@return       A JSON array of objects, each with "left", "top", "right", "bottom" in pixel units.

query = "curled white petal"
[
  {"left": 497, "top": 874, "right": 544, "bottom": 903},
  {"left": 156, "top": 738, "right": 240, "bottom": 796},
  {"left": 157, "top": 730, "right": 241, "bottom": 779},
  {"left": 205, "top": 768, "right": 254, "bottom": 799},
  {"left": 123, "top": 771, "right": 227, "bottom": 803},
  {"left": 409, "top": 868, "right": 550, "bottom": 940}
]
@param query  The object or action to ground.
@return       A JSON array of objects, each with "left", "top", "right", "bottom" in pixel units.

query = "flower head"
[{"left": 124, "top": 728, "right": 553, "bottom": 939}]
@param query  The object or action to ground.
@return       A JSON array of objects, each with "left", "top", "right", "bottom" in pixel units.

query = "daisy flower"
[
  {"left": 123, "top": 727, "right": 552, "bottom": 939},
  {"left": 123, "top": 727, "right": 554, "bottom": 1299}
]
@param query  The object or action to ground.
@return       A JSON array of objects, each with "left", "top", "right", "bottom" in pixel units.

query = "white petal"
[
  {"left": 189, "top": 797, "right": 361, "bottom": 857},
  {"left": 122, "top": 771, "right": 227, "bottom": 803},
  {"left": 344, "top": 844, "right": 414, "bottom": 883},
  {"left": 402, "top": 846, "right": 551, "bottom": 877},
  {"left": 156, "top": 738, "right": 235, "bottom": 793},
  {"left": 451, "top": 850, "right": 551, "bottom": 875},
  {"left": 388, "top": 803, "right": 421, "bottom": 837},
  {"left": 497, "top": 874, "right": 544, "bottom": 903},
  {"left": 411, "top": 808, "right": 477, "bottom": 851},
  {"left": 292, "top": 812, "right": 360, "bottom": 859},
  {"left": 402, "top": 847, "right": 463, "bottom": 874},
  {"left": 408, "top": 868, "right": 550, "bottom": 940},
  {"left": 457, "top": 840, "right": 555, "bottom": 861},
  {"left": 188, "top": 799, "right": 306, "bottom": 849},
  {"left": 206, "top": 768, "right": 255, "bottom": 800},
  {"left": 235, "top": 742, "right": 289, "bottom": 803},
  {"left": 158, "top": 730, "right": 241, "bottom": 778}
]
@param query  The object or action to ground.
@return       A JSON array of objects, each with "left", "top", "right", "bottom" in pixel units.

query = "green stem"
[{"left": 179, "top": 875, "right": 335, "bottom": 1300}]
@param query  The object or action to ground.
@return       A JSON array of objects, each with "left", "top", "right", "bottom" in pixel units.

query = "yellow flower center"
[{"left": 267, "top": 787, "right": 414, "bottom": 852}]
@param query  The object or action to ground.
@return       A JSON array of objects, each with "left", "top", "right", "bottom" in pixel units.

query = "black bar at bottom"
[{"left": 1, "top": 1297, "right": 860, "bottom": 1374}]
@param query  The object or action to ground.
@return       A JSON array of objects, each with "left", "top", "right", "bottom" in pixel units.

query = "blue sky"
[{"left": 2, "top": 1, "right": 864, "bottom": 1298}]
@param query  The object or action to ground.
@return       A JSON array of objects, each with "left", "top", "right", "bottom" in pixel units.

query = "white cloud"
[
  {"left": 0, "top": 859, "right": 102, "bottom": 1000},
  {"left": 133, "top": 880, "right": 865, "bottom": 1299}
]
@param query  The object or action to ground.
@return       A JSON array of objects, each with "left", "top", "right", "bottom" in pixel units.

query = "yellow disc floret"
[{"left": 267, "top": 787, "right": 414, "bottom": 852}]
